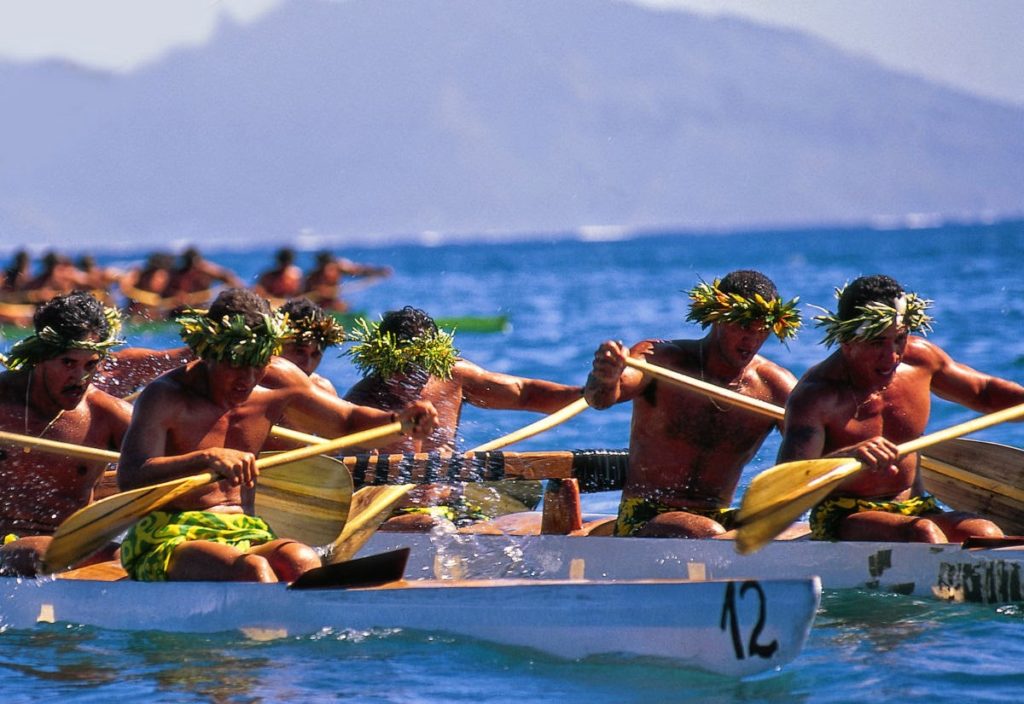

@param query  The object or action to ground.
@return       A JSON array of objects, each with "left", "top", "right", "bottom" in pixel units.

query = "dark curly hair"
[
  {"left": 378, "top": 306, "right": 438, "bottom": 342},
  {"left": 716, "top": 270, "right": 780, "bottom": 303},
  {"left": 837, "top": 275, "right": 904, "bottom": 321},
  {"left": 34, "top": 291, "right": 111, "bottom": 342}
]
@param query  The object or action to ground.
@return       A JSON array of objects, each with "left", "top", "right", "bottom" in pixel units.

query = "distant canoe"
[{"left": 332, "top": 311, "right": 510, "bottom": 334}]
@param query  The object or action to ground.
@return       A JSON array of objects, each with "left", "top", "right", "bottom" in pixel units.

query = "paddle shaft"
[
  {"left": 469, "top": 396, "right": 590, "bottom": 453},
  {"left": 0, "top": 430, "right": 119, "bottom": 463},
  {"left": 2, "top": 422, "right": 400, "bottom": 478},
  {"left": 623, "top": 357, "right": 784, "bottom": 420},
  {"left": 270, "top": 399, "right": 591, "bottom": 453}
]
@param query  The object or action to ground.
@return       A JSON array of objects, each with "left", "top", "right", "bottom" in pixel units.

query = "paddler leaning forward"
[
  {"left": 116, "top": 288, "right": 438, "bottom": 582},
  {"left": 585, "top": 270, "right": 801, "bottom": 538},
  {"left": 778, "top": 274, "right": 1024, "bottom": 542},
  {"left": 0, "top": 291, "right": 133, "bottom": 576}
]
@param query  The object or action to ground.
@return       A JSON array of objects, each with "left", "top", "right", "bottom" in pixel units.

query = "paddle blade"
[
  {"left": 921, "top": 439, "right": 1024, "bottom": 534},
  {"left": 256, "top": 454, "right": 354, "bottom": 546},
  {"left": 42, "top": 473, "right": 213, "bottom": 574},
  {"left": 290, "top": 547, "right": 410, "bottom": 590},
  {"left": 735, "top": 483, "right": 835, "bottom": 554},
  {"left": 326, "top": 484, "right": 414, "bottom": 564},
  {"left": 738, "top": 457, "right": 857, "bottom": 521}
]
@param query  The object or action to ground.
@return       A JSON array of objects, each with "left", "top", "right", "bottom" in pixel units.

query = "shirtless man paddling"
[
  {"left": 0, "top": 292, "right": 132, "bottom": 575},
  {"left": 779, "top": 274, "right": 1024, "bottom": 543},
  {"left": 585, "top": 270, "right": 801, "bottom": 538}
]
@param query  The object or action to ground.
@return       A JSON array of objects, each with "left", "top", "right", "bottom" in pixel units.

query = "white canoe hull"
[
  {"left": 361, "top": 532, "right": 1024, "bottom": 604},
  {"left": 0, "top": 573, "right": 819, "bottom": 678}
]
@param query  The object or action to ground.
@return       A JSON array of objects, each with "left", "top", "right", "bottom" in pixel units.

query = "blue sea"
[{"left": 3, "top": 219, "right": 1024, "bottom": 702}]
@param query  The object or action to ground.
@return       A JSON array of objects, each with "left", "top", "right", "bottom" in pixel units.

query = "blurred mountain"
[{"left": 1, "top": 0, "right": 1022, "bottom": 250}]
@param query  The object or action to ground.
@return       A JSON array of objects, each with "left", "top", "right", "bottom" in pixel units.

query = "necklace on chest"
[
  {"left": 850, "top": 384, "right": 890, "bottom": 422},
  {"left": 698, "top": 344, "right": 743, "bottom": 413}
]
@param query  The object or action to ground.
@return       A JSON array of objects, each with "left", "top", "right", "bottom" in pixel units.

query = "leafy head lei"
[
  {"left": 686, "top": 279, "right": 802, "bottom": 341},
  {"left": 279, "top": 302, "right": 346, "bottom": 350},
  {"left": 1, "top": 305, "right": 124, "bottom": 371},
  {"left": 344, "top": 316, "right": 458, "bottom": 380},
  {"left": 814, "top": 287, "right": 933, "bottom": 347},
  {"left": 178, "top": 308, "right": 291, "bottom": 367}
]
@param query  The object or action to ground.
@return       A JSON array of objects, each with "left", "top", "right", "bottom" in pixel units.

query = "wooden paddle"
[
  {"left": 289, "top": 547, "right": 410, "bottom": 590},
  {"left": 41, "top": 421, "right": 401, "bottom": 574},
  {"left": 920, "top": 437, "right": 1024, "bottom": 534},
  {"left": 734, "top": 402, "right": 1024, "bottom": 554},
  {"left": 0, "top": 430, "right": 120, "bottom": 463},
  {"left": 323, "top": 484, "right": 415, "bottom": 564},
  {"left": 623, "top": 357, "right": 784, "bottom": 420},
  {"left": 0, "top": 428, "right": 355, "bottom": 547},
  {"left": 468, "top": 396, "right": 590, "bottom": 453}
]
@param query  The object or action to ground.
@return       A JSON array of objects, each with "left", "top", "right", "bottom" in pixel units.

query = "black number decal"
[{"left": 720, "top": 580, "right": 779, "bottom": 660}]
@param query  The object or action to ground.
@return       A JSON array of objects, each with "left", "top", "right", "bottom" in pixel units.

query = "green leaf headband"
[
  {"left": 814, "top": 289, "right": 933, "bottom": 347},
  {"left": 686, "top": 279, "right": 802, "bottom": 341},
  {"left": 178, "top": 309, "right": 291, "bottom": 367},
  {"left": 344, "top": 317, "right": 458, "bottom": 380},
  {"left": 284, "top": 313, "right": 346, "bottom": 350},
  {"left": 1, "top": 306, "right": 124, "bottom": 371}
]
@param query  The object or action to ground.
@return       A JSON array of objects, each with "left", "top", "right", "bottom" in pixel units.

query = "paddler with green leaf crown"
[
  {"left": 585, "top": 270, "right": 801, "bottom": 538},
  {"left": 0, "top": 291, "right": 133, "bottom": 576},
  {"left": 778, "top": 274, "right": 1024, "bottom": 543},
  {"left": 117, "top": 289, "right": 437, "bottom": 582},
  {"left": 343, "top": 306, "right": 584, "bottom": 530}
]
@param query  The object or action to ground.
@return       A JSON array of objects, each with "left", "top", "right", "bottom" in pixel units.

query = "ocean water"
[{"left": 2, "top": 219, "right": 1024, "bottom": 702}]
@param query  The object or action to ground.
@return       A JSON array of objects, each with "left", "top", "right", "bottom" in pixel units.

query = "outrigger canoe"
[
  {"left": 338, "top": 446, "right": 1024, "bottom": 605},
  {"left": 0, "top": 550, "right": 819, "bottom": 678}
]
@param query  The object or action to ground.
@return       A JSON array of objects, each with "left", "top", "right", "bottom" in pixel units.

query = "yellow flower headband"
[{"left": 686, "top": 279, "right": 802, "bottom": 341}]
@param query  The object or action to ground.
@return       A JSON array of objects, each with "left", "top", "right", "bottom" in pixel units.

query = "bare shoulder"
[
  {"left": 750, "top": 355, "right": 798, "bottom": 398},
  {"left": 83, "top": 386, "right": 133, "bottom": 435},
  {"left": 635, "top": 338, "right": 683, "bottom": 360},
  {"left": 786, "top": 359, "right": 846, "bottom": 417},
  {"left": 262, "top": 356, "right": 311, "bottom": 390},
  {"left": 901, "top": 335, "right": 950, "bottom": 371},
  {"left": 84, "top": 385, "right": 132, "bottom": 416}
]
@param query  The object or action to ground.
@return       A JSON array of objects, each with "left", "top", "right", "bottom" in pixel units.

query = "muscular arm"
[
  {"left": 921, "top": 338, "right": 1024, "bottom": 413},
  {"left": 584, "top": 340, "right": 653, "bottom": 409},
  {"left": 265, "top": 358, "right": 435, "bottom": 448},
  {"left": 776, "top": 384, "right": 829, "bottom": 463},
  {"left": 458, "top": 359, "right": 582, "bottom": 413}
]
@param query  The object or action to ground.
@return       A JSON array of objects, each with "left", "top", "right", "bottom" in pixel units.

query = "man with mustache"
[
  {"left": 778, "top": 274, "right": 1024, "bottom": 542},
  {"left": 585, "top": 270, "right": 801, "bottom": 538},
  {"left": 0, "top": 291, "right": 133, "bottom": 575}
]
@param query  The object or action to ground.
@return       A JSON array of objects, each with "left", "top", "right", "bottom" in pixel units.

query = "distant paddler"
[
  {"left": 117, "top": 288, "right": 437, "bottom": 582},
  {"left": 303, "top": 249, "right": 392, "bottom": 313},
  {"left": 261, "top": 296, "right": 348, "bottom": 452},
  {"left": 253, "top": 247, "right": 304, "bottom": 302},
  {"left": 585, "top": 270, "right": 801, "bottom": 538},
  {"left": 343, "top": 306, "right": 583, "bottom": 530},
  {"left": 0, "top": 291, "right": 133, "bottom": 576},
  {"left": 773, "top": 274, "right": 1024, "bottom": 543},
  {"left": 160, "top": 247, "right": 245, "bottom": 312}
]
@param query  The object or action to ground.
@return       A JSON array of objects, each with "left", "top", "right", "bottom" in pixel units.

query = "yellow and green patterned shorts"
[
  {"left": 809, "top": 495, "right": 939, "bottom": 541},
  {"left": 121, "top": 510, "right": 277, "bottom": 581},
  {"left": 614, "top": 496, "right": 739, "bottom": 536}
]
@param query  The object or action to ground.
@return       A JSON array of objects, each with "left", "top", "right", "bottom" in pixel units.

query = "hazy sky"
[{"left": 0, "top": 0, "right": 1022, "bottom": 106}]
